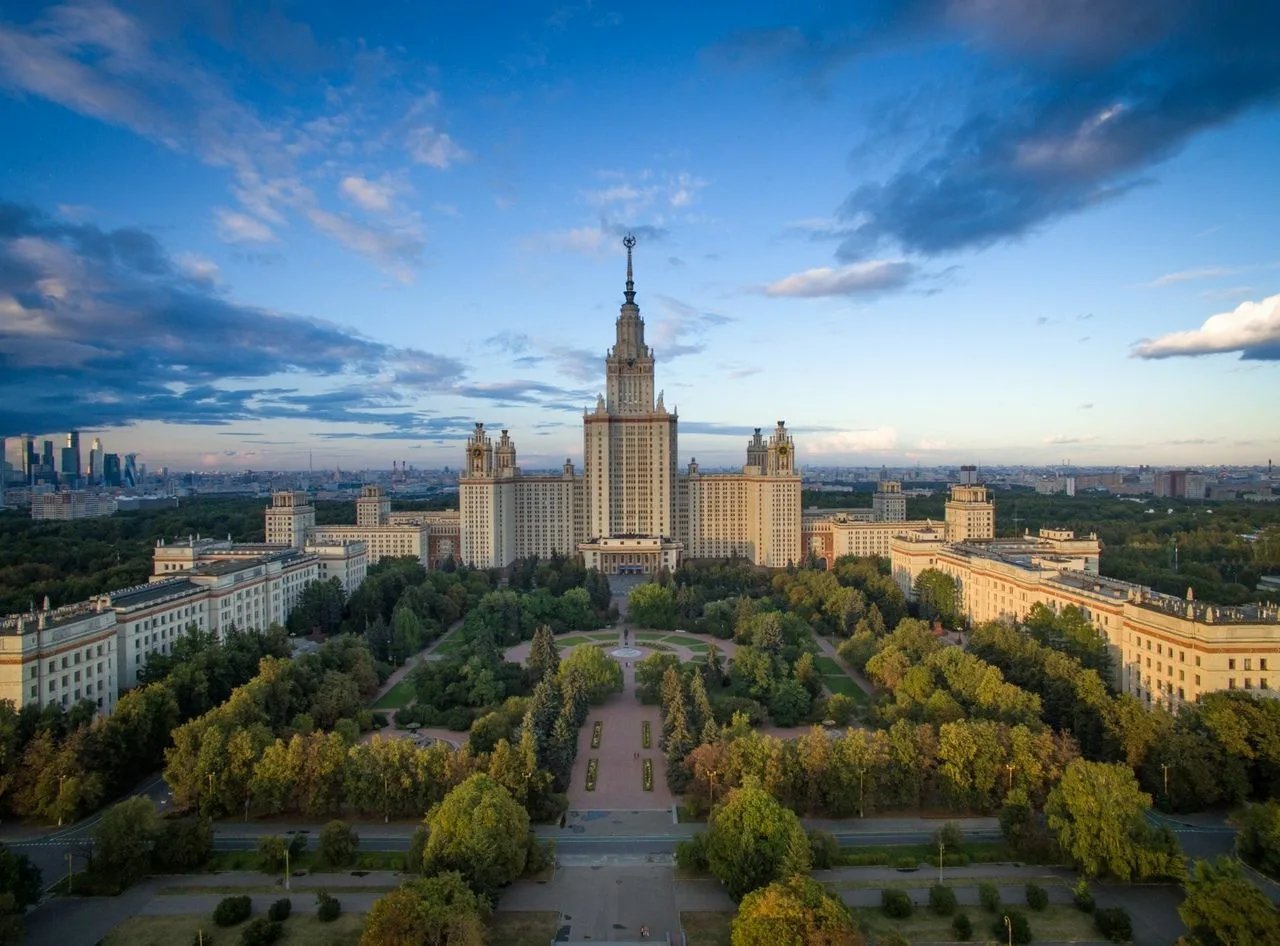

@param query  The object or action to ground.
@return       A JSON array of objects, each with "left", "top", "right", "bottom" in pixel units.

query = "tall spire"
[{"left": 623, "top": 233, "right": 637, "bottom": 305}]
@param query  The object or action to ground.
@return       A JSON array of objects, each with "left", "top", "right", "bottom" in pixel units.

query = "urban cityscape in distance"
[{"left": 1, "top": 3, "right": 1279, "bottom": 946}]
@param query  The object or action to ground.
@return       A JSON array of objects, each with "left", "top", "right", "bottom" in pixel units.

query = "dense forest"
[{"left": 0, "top": 497, "right": 356, "bottom": 613}]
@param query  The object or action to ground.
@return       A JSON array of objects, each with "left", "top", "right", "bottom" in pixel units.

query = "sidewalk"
[{"left": 810, "top": 632, "right": 876, "bottom": 698}]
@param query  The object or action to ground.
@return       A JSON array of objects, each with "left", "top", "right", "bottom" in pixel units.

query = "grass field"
[
  {"left": 103, "top": 912, "right": 365, "bottom": 946},
  {"left": 681, "top": 910, "right": 733, "bottom": 946},
  {"left": 371, "top": 677, "right": 416, "bottom": 710},
  {"left": 822, "top": 675, "right": 867, "bottom": 700},
  {"left": 204, "top": 851, "right": 407, "bottom": 873},
  {"left": 487, "top": 911, "right": 561, "bottom": 945},
  {"left": 814, "top": 655, "right": 844, "bottom": 675},
  {"left": 856, "top": 903, "right": 1095, "bottom": 942}
]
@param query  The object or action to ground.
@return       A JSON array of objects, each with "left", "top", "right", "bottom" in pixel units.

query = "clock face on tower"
[{"left": 778, "top": 445, "right": 789, "bottom": 457}]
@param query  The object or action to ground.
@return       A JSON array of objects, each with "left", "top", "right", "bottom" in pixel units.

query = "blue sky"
[{"left": 1, "top": 0, "right": 1277, "bottom": 472}]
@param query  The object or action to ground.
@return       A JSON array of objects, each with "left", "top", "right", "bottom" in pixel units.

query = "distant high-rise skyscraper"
[
  {"left": 89, "top": 437, "right": 104, "bottom": 485},
  {"left": 123, "top": 453, "right": 138, "bottom": 488},
  {"left": 41, "top": 441, "right": 54, "bottom": 478},
  {"left": 20, "top": 434, "right": 35, "bottom": 485},
  {"left": 103, "top": 453, "right": 122, "bottom": 487},
  {"left": 66, "top": 431, "right": 81, "bottom": 478}
]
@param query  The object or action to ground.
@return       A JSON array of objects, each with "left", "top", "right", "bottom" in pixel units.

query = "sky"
[{"left": 1, "top": 0, "right": 1278, "bottom": 473}]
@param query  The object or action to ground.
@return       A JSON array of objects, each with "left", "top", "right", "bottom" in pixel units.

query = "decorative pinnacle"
[{"left": 623, "top": 233, "right": 636, "bottom": 305}]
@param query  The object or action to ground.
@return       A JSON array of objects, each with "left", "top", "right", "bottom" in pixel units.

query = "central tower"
[{"left": 580, "top": 236, "right": 681, "bottom": 572}]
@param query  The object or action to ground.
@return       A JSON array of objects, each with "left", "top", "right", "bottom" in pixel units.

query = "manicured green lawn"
[
  {"left": 371, "top": 676, "right": 416, "bottom": 709},
  {"left": 432, "top": 632, "right": 471, "bottom": 655},
  {"left": 487, "top": 911, "right": 561, "bottom": 946},
  {"left": 104, "top": 912, "right": 365, "bottom": 945},
  {"left": 856, "top": 903, "right": 1094, "bottom": 942},
  {"left": 822, "top": 675, "right": 866, "bottom": 699},
  {"left": 814, "top": 655, "right": 844, "bottom": 675},
  {"left": 682, "top": 911, "right": 733, "bottom": 946}
]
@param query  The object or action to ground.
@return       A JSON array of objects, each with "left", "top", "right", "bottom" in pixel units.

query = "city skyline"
[{"left": 2, "top": 2, "right": 1278, "bottom": 471}]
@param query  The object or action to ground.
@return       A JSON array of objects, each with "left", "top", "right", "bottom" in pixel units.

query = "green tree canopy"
[
  {"left": 1178, "top": 857, "right": 1280, "bottom": 946},
  {"left": 93, "top": 796, "right": 159, "bottom": 885},
  {"left": 1045, "top": 759, "right": 1184, "bottom": 880},
  {"left": 557, "top": 645, "right": 623, "bottom": 704},
  {"left": 705, "top": 778, "right": 811, "bottom": 900},
  {"left": 422, "top": 773, "right": 529, "bottom": 899},
  {"left": 731, "top": 874, "right": 863, "bottom": 946},
  {"left": 526, "top": 625, "right": 560, "bottom": 683},
  {"left": 359, "top": 871, "right": 487, "bottom": 946}
]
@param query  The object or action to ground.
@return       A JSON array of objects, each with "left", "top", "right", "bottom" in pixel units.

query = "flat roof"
[{"left": 111, "top": 579, "right": 201, "bottom": 608}]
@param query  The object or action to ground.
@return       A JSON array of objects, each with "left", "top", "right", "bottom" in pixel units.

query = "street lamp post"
[
  {"left": 938, "top": 838, "right": 945, "bottom": 886},
  {"left": 1161, "top": 762, "right": 1170, "bottom": 798},
  {"left": 57, "top": 773, "right": 67, "bottom": 827},
  {"left": 858, "top": 767, "right": 865, "bottom": 819},
  {"left": 1004, "top": 914, "right": 1013, "bottom": 946},
  {"left": 1005, "top": 763, "right": 1015, "bottom": 794},
  {"left": 708, "top": 770, "right": 719, "bottom": 807},
  {"left": 65, "top": 851, "right": 73, "bottom": 894},
  {"left": 383, "top": 772, "right": 390, "bottom": 824},
  {"left": 284, "top": 843, "right": 291, "bottom": 891}
]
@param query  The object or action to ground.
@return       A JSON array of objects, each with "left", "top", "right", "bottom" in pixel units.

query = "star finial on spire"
[{"left": 623, "top": 233, "right": 636, "bottom": 305}]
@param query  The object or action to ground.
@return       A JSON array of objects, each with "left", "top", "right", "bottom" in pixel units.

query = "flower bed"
[
  {"left": 591, "top": 721, "right": 602, "bottom": 749},
  {"left": 586, "top": 758, "right": 599, "bottom": 791},
  {"left": 642, "top": 757, "right": 653, "bottom": 791},
  {"left": 641, "top": 720, "right": 651, "bottom": 749}
]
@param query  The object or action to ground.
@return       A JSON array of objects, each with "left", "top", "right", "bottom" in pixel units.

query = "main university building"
[
  {"left": 459, "top": 238, "right": 803, "bottom": 574},
  {"left": 1, "top": 239, "right": 1277, "bottom": 718}
]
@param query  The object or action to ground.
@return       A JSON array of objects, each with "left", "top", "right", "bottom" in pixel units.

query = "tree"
[
  {"left": 93, "top": 796, "right": 158, "bottom": 886},
  {"left": 422, "top": 774, "right": 529, "bottom": 898},
  {"left": 557, "top": 645, "right": 623, "bottom": 705},
  {"left": 0, "top": 843, "right": 41, "bottom": 912},
  {"left": 1178, "top": 857, "right": 1280, "bottom": 946},
  {"left": 628, "top": 582, "right": 678, "bottom": 629},
  {"left": 731, "top": 874, "right": 863, "bottom": 946},
  {"left": 1236, "top": 800, "right": 1280, "bottom": 879},
  {"left": 1045, "top": 759, "right": 1184, "bottom": 881},
  {"left": 318, "top": 820, "right": 359, "bottom": 868},
  {"left": 360, "top": 871, "right": 487, "bottom": 946},
  {"left": 705, "top": 779, "right": 811, "bottom": 900},
  {"left": 914, "top": 568, "right": 960, "bottom": 627},
  {"left": 768, "top": 678, "right": 812, "bottom": 727},
  {"left": 526, "top": 625, "right": 560, "bottom": 683}
]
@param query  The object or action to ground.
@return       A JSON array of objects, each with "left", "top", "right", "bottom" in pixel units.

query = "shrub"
[
  {"left": 1073, "top": 879, "right": 1095, "bottom": 913},
  {"left": 991, "top": 911, "right": 1032, "bottom": 945},
  {"left": 257, "top": 835, "right": 287, "bottom": 873},
  {"left": 641, "top": 719, "right": 651, "bottom": 748},
  {"left": 213, "top": 895, "right": 252, "bottom": 927},
  {"left": 316, "top": 891, "right": 341, "bottom": 922},
  {"left": 807, "top": 829, "right": 839, "bottom": 870},
  {"left": 892, "top": 854, "right": 919, "bottom": 869},
  {"left": 1094, "top": 907, "right": 1133, "bottom": 943},
  {"left": 1025, "top": 882, "right": 1049, "bottom": 911},
  {"left": 933, "top": 821, "right": 964, "bottom": 851},
  {"left": 267, "top": 898, "right": 292, "bottom": 922},
  {"left": 642, "top": 757, "right": 653, "bottom": 791},
  {"left": 881, "top": 888, "right": 914, "bottom": 918},
  {"left": 585, "top": 758, "right": 599, "bottom": 791},
  {"left": 978, "top": 881, "right": 1001, "bottom": 912},
  {"left": 823, "top": 692, "right": 857, "bottom": 726},
  {"left": 951, "top": 912, "right": 973, "bottom": 941},
  {"left": 287, "top": 832, "right": 307, "bottom": 858},
  {"left": 240, "top": 917, "right": 282, "bottom": 946},
  {"left": 590, "top": 721, "right": 603, "bottom": 749},
  {"left": 929, "top": 883, "right": 957, "bottom": 916},
  {"left": 318, "top": 820, "right": 358, "bottom": 868},
  {"left": 675, "top": 834, "right": 709, "bottom": 872},
  {"left": 878, "top": 935, "right": 910, "bottom": 946},
  {"left": 154, "top": 816, "right": 213, "bottom": 872}
]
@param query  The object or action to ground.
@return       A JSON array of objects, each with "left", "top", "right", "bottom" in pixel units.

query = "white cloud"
[
  {"left": 802, "top": 427, "right": 898, "bottom": 455},
  {"left": 762, "top": 260, "right": 915, "bottom": 297},
  {"left": 1132, "top": 293, "right": 1280, "bottom": 360},
  {"left": 1144, "top": 266, "right": 1237, "bottom": 288},
  {"left": 340, "top": 176, "right": 395, "bottom": 213},
  {"left": 1043, "top": 434, "right": 1098, "bottom": 445},
  {"left": 530, "top": 226, "right": 612, "bottom": 256},
  {"left": 214, "top": 209, "right": 276, "bottom": 244},
  {"left": 176, "top": 252, "right": 220, "bottom": 284},
  {"left": 407, "top": 125, "right": 469, "bottom": 169}
]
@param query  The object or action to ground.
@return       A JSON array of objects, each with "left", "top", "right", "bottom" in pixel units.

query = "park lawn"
[
  {"left": 103, "top": 911, "right": 365, "bottom": 945},
  {"left": 822, "top": 675, "right": 867, "bottom": 700},
  {"left": 487, "top": 911, "right": 561, "bottom": 945},
  {"left": 431, "top": 632, "right": 471, "bottom": 655},
  {"left": 681, "top": 910, "right": 733, "bottom": 946},
  {"left": 556, "top": 635, "right": 593, "bottom": 647},
  {"left": 371, "top": 676, "right": 416, "bottom": 709},
  {"left": 814, "top": 655, "right": 844, "bottom": 675},
  {"left": 856, "top": 903, "right": 1095, "bottom": 942}
]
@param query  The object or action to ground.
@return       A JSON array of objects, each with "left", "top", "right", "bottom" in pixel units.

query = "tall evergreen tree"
[
  {"left": 688, "top": 672, "right": 715, "bottom": 737},
  {"left": 527, "top": 625, "right": 560, "bottom": 682}
]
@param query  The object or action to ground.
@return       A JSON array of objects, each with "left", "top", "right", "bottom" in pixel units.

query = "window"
[
  {"left": 1229, "top": 659, "right": 1236, "bottom": 670},
  {"left": 1229, "top": 678, "right": 1236, "bottom": 690},
  {"left": 1195, "top": 674, "right": 1201, "bottom": 686},
  {"left": 1263, "top": 659, "right": 1270, "bottom": 671},
  {"left": 1263, "top": 678, "right": 1270, "bottom": 691},
  {"left": 1195, "top": 655, "right": 1201, "bottom": 667}
]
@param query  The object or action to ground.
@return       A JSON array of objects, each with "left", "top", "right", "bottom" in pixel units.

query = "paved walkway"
[
  {"left": 566, "top": 630, "right": 675, "bottom": 812},
  {"left": 810, "top": 631, "right": 877, "bottom": 699}
]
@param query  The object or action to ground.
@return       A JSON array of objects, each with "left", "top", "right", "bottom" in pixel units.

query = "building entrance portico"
[{"left": 578, "top": 535, "right": 682, "bottom": 575}]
